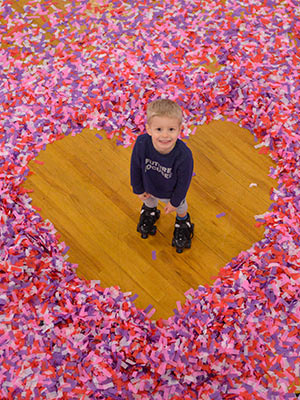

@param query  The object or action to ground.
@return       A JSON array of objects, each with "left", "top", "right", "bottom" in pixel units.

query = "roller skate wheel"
[{"left": 150, "top": 226, "right": 157, "bottom": 236}]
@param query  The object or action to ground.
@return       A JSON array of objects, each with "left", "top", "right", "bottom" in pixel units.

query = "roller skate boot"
[
  {"left": 172, "top": 213, "right": 194, "bottom": 253},
  {"left": 137, "top": 204, "right": 160, "bottom": 239}
]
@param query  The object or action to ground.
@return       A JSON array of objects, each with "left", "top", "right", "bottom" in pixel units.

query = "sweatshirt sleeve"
[
  {"left": 170, "top": 150, "right": 194, "bottom": 208},
  {"left": 130, "top": 137, "right": 145, "bottom": 195}
]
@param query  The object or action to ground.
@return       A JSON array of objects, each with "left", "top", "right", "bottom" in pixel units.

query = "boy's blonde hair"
[{"left": 147, "top": 99, "right": 183, "bottom": 125}]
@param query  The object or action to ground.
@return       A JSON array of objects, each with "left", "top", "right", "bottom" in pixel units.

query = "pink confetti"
[{"left": 33, "top": 159, "right": 44, "bottom": 165}]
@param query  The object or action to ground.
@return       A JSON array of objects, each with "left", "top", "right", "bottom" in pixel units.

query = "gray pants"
[{"left": 144, "top": 196, "right": 188, "bottom": 215}]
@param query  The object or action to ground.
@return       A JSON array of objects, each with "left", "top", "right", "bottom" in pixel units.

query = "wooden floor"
[{"left": 23, "top": 121, "right": 275, "bottom": 320}]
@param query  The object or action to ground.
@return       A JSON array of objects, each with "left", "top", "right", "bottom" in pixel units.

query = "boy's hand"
[
  {"left": 164, "top": 202, "right": 177, "bottom": 215},
  {"left": 137, "top": 192, "right": 151, "bottom": 201}
]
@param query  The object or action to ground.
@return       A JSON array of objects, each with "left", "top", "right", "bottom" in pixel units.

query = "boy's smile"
[{"left": 146, "top": 115, "right": 182, "bottom": 154}]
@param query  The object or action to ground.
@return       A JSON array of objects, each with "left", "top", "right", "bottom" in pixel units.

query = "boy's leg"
[
  {"left": 175, "top": 199, "right": 188, "bottom": 218},
  {"left": 144, "top": 196, "right": 159, "bottom": 209}
]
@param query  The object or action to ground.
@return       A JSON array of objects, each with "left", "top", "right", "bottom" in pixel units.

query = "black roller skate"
[
  {"left": 137, "top": 204, "right": 160, "bottom": 239},
  {"left": 172, "top": 213, "right": 194, "bottom": 253}
]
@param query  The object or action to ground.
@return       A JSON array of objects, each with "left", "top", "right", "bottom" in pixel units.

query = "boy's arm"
[
  {"left": 170, "top": 153, "right": 194, "bottom": 208},
  {"left": 130, "top": 140, "right": 145, "bottom": 195},
  {"left": 164, "top": 202, "right": 178, "bottom": 214}
]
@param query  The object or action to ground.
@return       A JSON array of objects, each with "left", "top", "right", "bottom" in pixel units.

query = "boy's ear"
[{"left": 146, "top": 123, "right": 152, "bottom": 136}]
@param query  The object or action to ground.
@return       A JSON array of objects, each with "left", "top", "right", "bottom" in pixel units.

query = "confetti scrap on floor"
[
  {"left": 216, "top": 212, "right": 226, "bottom": 218},
  {"left": 0, "top": 0, "right": 299, "bottom": 398}
]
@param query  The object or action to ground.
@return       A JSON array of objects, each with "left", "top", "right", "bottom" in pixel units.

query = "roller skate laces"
[
  {"left": 137, "top": 205, "right": 160, "bottom": 239},
  {"left": 172, "top": 213, "right": 194, "bottom": 253}
]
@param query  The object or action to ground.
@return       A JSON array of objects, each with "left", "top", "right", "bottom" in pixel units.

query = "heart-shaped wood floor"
[{"left": 24, "top": 121, "right": 275, "bottom": 320}]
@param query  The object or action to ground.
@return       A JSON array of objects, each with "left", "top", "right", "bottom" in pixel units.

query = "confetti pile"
[{"left": 0, "top": 0, "right": 299, "bottom": 398}]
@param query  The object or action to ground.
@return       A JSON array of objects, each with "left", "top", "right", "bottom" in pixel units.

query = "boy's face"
[{"left": 146, "top": 115, "right": 182, "bottom": 154}]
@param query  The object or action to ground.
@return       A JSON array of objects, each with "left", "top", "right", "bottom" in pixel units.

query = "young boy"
[{"left": 130, "top": 99, "right": 194, "bottom": 253}]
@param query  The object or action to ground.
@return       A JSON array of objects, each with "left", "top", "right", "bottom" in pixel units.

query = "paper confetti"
[
  {"left": 216, "top": 212, "right": 226, "bottom": 218},
  {"left": 0, "top": 0, "right": 299, "bottom": 399}
]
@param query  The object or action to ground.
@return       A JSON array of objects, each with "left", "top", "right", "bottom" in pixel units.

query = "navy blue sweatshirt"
[{"left": 130, "top": 134, "right": 193, "bottom": 207}]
